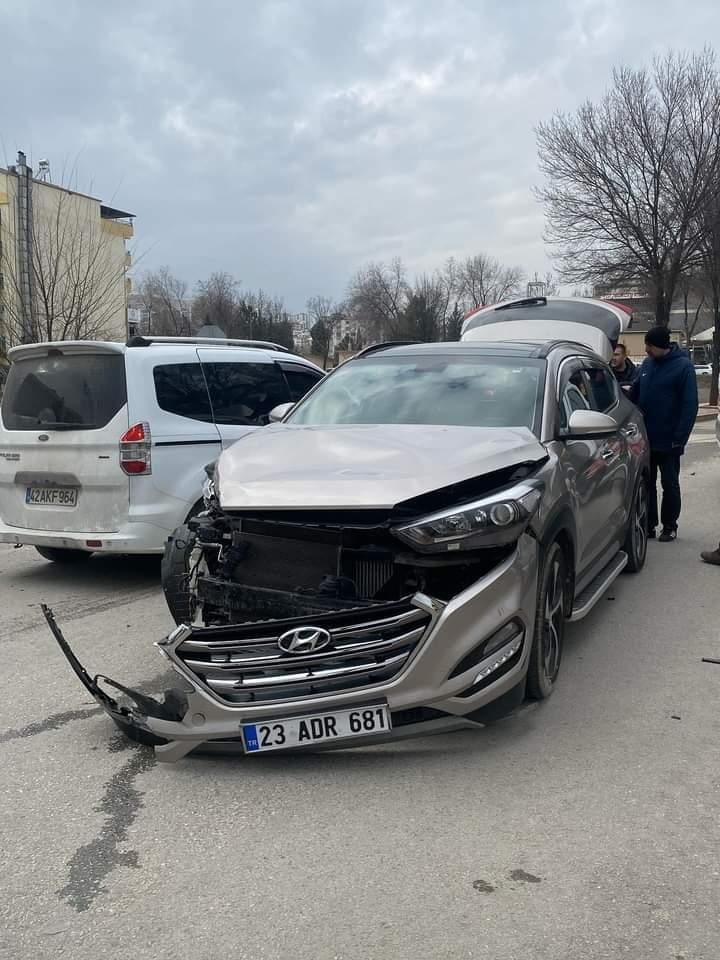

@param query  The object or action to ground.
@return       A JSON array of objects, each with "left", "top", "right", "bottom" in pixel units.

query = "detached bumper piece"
[
  {"left": 43, "top": 595, "right": 488, "bottom": 762},
  {"left": 42, "top": 605, "right": 186, "bottom": 748}
]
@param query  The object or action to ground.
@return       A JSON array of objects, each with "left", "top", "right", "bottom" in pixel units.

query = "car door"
[
  {"left": 139, "top": 354, "right": 222, "bottom": 527},
  {"left": 555, "top": 359, "right": 624, "bottom": 571},
  {"left": 196, "top": 350, "right": 292, "bottom": 449},
  {"left": 582, "top": 361, "right": 631, "bottom": 541}
]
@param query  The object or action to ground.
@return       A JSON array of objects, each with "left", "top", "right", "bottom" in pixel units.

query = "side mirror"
[
  {"left": 566, "top": 410, "right": 617, "bottom": 437},
  {"left": 268, "top": 402, "right": 295, "bottom": 423}
]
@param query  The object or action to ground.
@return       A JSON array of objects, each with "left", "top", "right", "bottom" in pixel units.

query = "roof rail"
[
  {"left": 535, "top": 339, "right": 596, "bottom": 359},
  {"left": 355, "top": 340, "right": 422, "bottom": 358},
  {"left": 495, "top": 296, "right": 548, "bottom": 311},
  {"left": 126, "top": 335, "right": 290, "bottom": 352}
]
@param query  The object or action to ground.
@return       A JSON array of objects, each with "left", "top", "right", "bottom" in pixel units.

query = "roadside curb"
[{"left": 697, "top": 408, "right": 718, "bottom": 422}]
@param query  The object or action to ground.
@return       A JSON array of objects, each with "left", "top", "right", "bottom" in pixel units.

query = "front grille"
[{"left": 173, "top": 600, "right": 432, "bottom": 705}]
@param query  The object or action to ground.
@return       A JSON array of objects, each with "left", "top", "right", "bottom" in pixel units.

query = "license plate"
[
  {"left": 242, "top": 704, "right": 391, "bottom": 753},
  {"left": 25, "top": 486, "right": 78, "bottom": 507}
]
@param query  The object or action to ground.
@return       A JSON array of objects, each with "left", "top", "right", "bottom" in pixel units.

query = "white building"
[{"left": 0, "top": 151, "right": 134, "bottom": 346}]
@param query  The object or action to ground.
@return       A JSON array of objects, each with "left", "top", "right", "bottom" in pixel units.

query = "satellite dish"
[{"left": 195, "top": 324, "right": 226, "bottom": 339}]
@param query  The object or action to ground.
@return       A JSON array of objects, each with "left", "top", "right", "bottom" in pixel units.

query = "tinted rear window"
[
  {"left": 1, "top": 353, "right": 127, "bottom": 431},
  {"left": 153, "top": 363, "right": 213, "bottom": 422}
]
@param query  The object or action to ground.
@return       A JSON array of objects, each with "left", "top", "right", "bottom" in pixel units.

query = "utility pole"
[{"left": 12, "top": 151, "right": 37, "bottom": 343}]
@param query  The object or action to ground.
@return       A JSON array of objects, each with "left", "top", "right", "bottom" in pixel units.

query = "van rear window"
[{"left": 1, "top": 353, "right": 127, "bottom": 431}]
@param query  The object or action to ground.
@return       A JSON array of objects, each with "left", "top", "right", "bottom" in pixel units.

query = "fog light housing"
[
  {"left": 472, "top": 633, "right": 524, "bottom": 684},
  {"left": 449, "top": 620, "right": 525, "bottom": 681}
]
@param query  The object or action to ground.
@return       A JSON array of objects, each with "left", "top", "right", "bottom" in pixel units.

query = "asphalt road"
[{"left": 2, "top": 428, "right": 719, "bottom": 960}]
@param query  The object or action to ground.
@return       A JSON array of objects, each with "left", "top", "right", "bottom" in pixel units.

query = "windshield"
[
  {"left": 288, "top": 355, "right": 544, "bottom": 430},
  {"left": 1, "top": 353, "right": 127, "bottom": 431}
]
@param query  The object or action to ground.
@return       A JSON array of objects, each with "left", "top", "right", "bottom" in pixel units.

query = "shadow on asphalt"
[{"left": 8, "top": 550, "right": 162, "bottom": 588}]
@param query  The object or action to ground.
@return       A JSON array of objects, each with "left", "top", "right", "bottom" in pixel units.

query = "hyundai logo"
[{"left": 277, "top": 626, "right": 332, "bottom": 654}]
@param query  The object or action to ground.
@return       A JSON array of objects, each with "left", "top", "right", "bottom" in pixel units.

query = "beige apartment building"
[{"left": 0, "top": 151, "right": 134, "bottom": 352}]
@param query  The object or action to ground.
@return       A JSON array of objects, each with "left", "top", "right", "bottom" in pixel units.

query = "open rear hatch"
[
  {"left": 0, "top": 342, "right": 130, "bottom": 533},
  {"left": 461, "top": 296, "right": 633, "bottom": 360}
]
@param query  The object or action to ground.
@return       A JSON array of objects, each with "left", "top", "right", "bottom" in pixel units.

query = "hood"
[{"left": 216, "top": 424, "right": 547, "bottom": 510}]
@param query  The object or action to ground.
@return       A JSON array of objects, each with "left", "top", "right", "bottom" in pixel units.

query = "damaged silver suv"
[{"left": 47, "top": 331, "right": 649, "bottom": 762}]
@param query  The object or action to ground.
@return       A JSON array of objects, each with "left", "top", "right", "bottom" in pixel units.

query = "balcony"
[{"left": 100, "top": 204, "right": 135, "bottom": 240}]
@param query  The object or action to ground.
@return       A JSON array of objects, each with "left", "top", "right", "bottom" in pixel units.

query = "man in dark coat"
[
  {"left": 610, "top": 343, "right": 636, "bottom": 389},
  {"left": 629, "top": 326, "right": 698, "bottom": 541}
]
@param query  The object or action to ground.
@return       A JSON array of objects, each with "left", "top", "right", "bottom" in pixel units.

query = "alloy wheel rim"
[{"left": 543, "top": 557, "right": 564, "bottom": 682}]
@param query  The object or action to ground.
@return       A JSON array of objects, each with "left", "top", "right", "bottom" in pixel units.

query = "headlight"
[{"left": 392, "top": 482, "right": 543, "bottom": 553}]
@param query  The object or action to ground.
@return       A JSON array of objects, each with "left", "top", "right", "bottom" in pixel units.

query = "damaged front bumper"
[{"left": 44, "top": 537, "right": 538, "bottom": 762}]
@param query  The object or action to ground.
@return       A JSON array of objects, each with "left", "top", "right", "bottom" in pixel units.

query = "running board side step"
[{"left": 569, "top": 551, "right": 628, "bottom": 622}]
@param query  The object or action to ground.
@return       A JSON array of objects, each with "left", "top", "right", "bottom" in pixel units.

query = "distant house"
[{"left": 593, "top": 284, "right": 713, "bottom": 360}]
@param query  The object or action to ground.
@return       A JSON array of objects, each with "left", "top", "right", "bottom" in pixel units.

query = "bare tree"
[
  {"left": 347, "top": 258, "right": 409, "bottom": 340},
  {"left": 697, "top": 197, "right": 720, "bottom": 405},
  {"left": 307, "top": 295, "right": 339, "bottom": 368},
  {"left": 542, "top": 271, "right": 561, "bottom": 296},
  {"left": 192, "top": 272, "right": 238, "bottom": 334},
  {"left": 536, "top": 49, "right": 720, "bottom": 324},
  {"left": 238, "top": 289, "right": 293, "bottom": 349},
  {"left": 458, "top": 253, "right": 523, "bottom": 309},
  {"left": 138, "top": 267, "right": 190, "bottom": 336},
  {"left": 1, "top": 186, "right": 130, "bottom": 343},
  {"left": 676, "top": 272, "right": 707, "bottom": 344},
  {"left": 398, "top": 273, "right": 455, "bottom": 342}
]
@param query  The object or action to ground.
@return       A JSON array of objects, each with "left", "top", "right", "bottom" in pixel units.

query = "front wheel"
[
  {"left": 526, "top": 541, "right": 567, "bottom": 701},
  {"left": 623, "top": 478, "right": 648, "bottom": 573},
  {"left": 161, "top": 524, "right": 196, "bottom": 625},
  {"left": 35, "top": 546, "right": 92, "bottom": 564}
]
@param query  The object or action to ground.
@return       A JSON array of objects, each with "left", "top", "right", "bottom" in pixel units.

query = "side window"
[
  {"left": 584, "top": 366, "right": 619, "bottom": 413},
  {"left": 153, "top": 363, "right": 213, "bottom": 422},
  {"left": 203, "top": 362, "right": 290, "bottom": 426},
  {"left": 559, "top": 368, "right": 591, "bottom": 429},
  {"left": 281, "top": 364, "right": 324, "bottom": 402}
]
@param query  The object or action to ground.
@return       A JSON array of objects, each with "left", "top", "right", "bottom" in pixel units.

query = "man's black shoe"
[
  {"left": 658, "top": 528, "right": 677, "bottom": 542},
  {"left": 648, "top": 528, "right": 656, "bottom": 540}
]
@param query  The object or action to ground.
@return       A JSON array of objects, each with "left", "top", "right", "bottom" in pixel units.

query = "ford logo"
[{"left": 277, "top": 626, "right": 332, "bottom": 655}]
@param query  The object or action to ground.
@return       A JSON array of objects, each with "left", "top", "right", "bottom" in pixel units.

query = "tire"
[
  {"left": 161, "top": 524, "right": 196, "bottom": 625},
  {"left": 527, "top": 541, "right": 567, "bottom": 701},
  {"left": 623, "top": 477, "right": 648, "bottom": 574},
  {"left": 35, "top": 546, "right": 92, "bottom": 564}
]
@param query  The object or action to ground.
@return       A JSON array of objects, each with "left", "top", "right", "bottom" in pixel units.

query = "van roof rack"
[
  {"left": 355, "top": 340, "right": 422, "bottom": 358},
  {"left": 126, "top": 335, "right": 289, "bottom": 352}
]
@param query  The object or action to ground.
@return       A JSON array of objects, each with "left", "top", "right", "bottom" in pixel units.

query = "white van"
[{"left": 0, "top": 337, "right": 324, "bottom": 562}]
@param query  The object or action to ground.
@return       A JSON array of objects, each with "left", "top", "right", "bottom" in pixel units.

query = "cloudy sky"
[{"left": 1, "top": 0, "right": 719, "bottom": 309}]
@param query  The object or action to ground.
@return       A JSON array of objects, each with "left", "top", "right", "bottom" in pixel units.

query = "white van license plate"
[
  {"left": 25, "top": 486, "right": 78, "bottom": 507},
  {"left": 242, "top": 704, "right": 391, "bottom": 753}
]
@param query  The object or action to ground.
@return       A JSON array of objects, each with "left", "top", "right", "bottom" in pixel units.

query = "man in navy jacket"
[{"left": 629, "top": 326, "right": 698, "bottom": 541}]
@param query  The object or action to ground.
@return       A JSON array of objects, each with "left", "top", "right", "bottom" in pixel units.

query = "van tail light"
[{"left": 120, "top": 422, "right": 152, "bottom": 476}]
